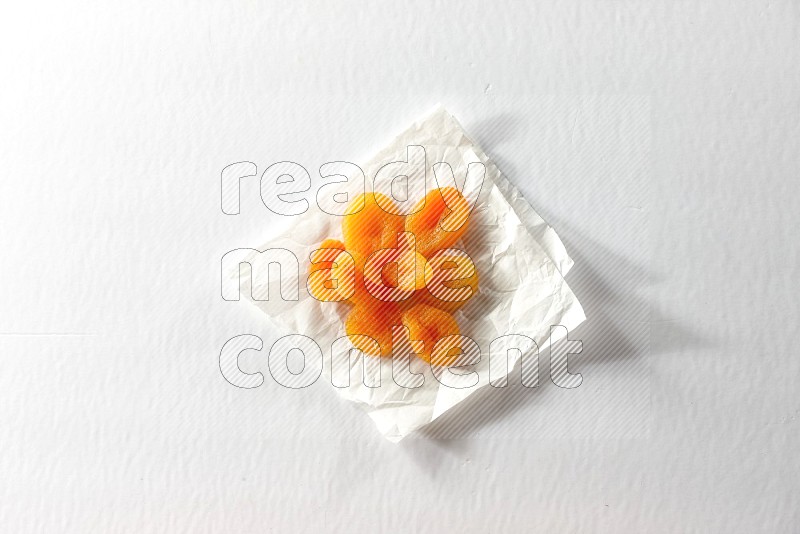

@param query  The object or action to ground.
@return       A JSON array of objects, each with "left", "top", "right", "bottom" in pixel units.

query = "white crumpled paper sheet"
[{"left": 240, "top": 106, "right": 585, "bottom": 442}]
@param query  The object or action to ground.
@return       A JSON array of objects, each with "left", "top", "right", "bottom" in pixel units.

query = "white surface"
[{"left": 1, "top": 1, "right": 799, "bottom": 532}]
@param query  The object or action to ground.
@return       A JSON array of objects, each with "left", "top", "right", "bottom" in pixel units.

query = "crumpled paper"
[{"left": 237, "top": 106, "right": 585, "bottom": 441}]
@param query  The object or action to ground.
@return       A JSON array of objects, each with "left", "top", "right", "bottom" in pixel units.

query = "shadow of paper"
[
  {"left": 389, "top": 111, "right": 710, "bottom": 468},
  {"left": 398, "top": 222, "right": 707, "bottom": 449},
  {"left": 468, "top": 112, "right": 526, "bottom": 147}
]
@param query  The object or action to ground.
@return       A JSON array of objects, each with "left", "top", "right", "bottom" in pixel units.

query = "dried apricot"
[
  {"left": 345, "top": 302, "right": 402, "bottom": 357},
  {"left": 312, "top": 187, "right": 479, "bottom": 367},
  {"left": 400, "top": 303, "right": 460, "bottom": 364},
  {"left": 422, "top": 249, "right": 479, "bottom": 312},
  {"left": 405, "top": 186, "right": 471, "bottom": 256},
  {"left": 342, "top": 192, "right": 405, "bottom": 258},
  {"left": 360, "top": 232, "right": 431, "bottom": 303},
  {"left": 377, "top": 251, "right": 431, "bottom": 293},
  {"left": 307, "top": 239, "right": 355, "bottom": 302}
]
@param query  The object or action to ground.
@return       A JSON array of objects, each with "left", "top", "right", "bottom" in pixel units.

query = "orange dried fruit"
[
  {"left": 342, "top": 192, "right": 405, "bottom": 258},
  {"left": 318, "top": 238, "right": 345, "bottom": 251},
  {"left": 422, "top": 249, "right": 479, "bottom": 312},
  {"left": 345, "top": 302, "right": 402, "bottom": 357},
  {"left": 405, "top": 186, "right": 471, "bottom": 257},
  {"left": 307, "top": 239, "right": 355, "bottom": 302},
  {"left": 344, "top": 252, "right": 374, "bottom": 307},
  {"left": 378, "top": 251, "right": 432, "bottom": 293},
  {"left": 360, "top": 233, "right": 432, "bottom": 303},
  {"left": 311, "top": 187, "right": 479, "bottom": 366},
  {"left": 400, "top": 303, "right": 460, "bottom": 365}
]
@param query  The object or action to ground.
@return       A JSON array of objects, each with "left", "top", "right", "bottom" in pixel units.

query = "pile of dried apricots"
[{"left": 307, "top": 187, "right": 478, "bottom": 366}]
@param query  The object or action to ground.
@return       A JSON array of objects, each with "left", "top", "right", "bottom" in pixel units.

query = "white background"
[{"left": 2, "top": 1, "right": 799, "bottom": 532}]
